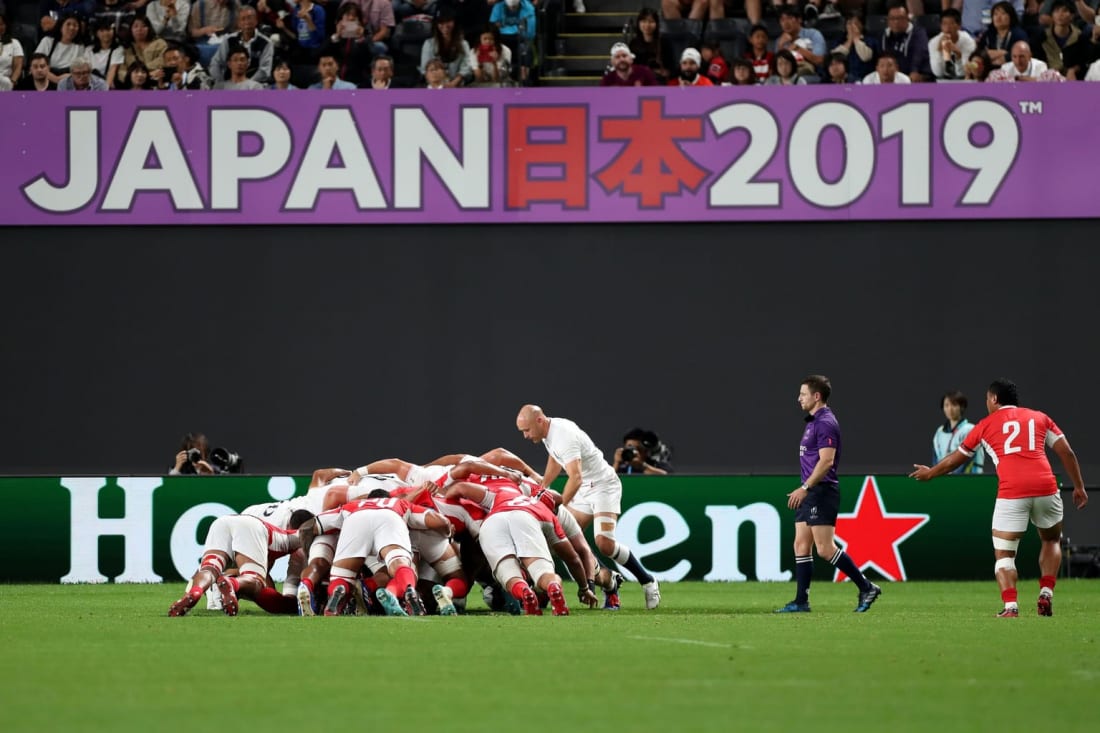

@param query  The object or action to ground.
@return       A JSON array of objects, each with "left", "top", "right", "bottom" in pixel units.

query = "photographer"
[
  {"left": 169, "top": 432, "right": 243, "bottom": 475},
  {"left": 612, "top": 428, "right": 673, "bottom": 476}
]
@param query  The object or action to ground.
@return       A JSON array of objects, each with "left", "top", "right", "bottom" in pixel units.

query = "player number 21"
[{"left": 1002, "top": 419, "right": 1035, "bottom": 454}]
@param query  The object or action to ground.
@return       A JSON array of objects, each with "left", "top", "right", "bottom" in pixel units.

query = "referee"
[{"left": 776, "top": 375, "right": 882, "bottom": 613}]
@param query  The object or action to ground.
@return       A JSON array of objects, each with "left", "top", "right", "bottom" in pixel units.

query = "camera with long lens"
[
  {"left": 621, "top": 446, "right": 638, "bottom": 462},
  {"left": 210, "top": 447, "right": 243, "bottom": 474},
  {"left": 186, "top": 448, "right": 202, "bottom": 464}
]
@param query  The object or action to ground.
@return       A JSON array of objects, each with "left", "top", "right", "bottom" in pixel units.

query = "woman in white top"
[
  {"left": 35, "top": 14, "right": 87, "bottom": 84},
  {"left": 86, "top": 20, "right": 125, "bottom": 88},
  {"left": 0, "top": 13, "right": 25, "bottom": 87}
]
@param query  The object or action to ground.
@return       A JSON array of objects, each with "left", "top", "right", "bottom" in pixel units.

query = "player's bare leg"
[
  {"left": 429, "top": 544, "right": 466, "bottom": 616},
  {"left": 169, "top": 550, "right": 230, "bottom": 616},
  {"left": 1036, "top": 524, "right": 1063, "bottom": 616},
  {"left": 993, "top": 529, "right": 1025, "bottom": 617},
  {"left": 580, "top": 508, "right": 658, "bottom": 610},
  {"left": 494, "top": 555, "right": 541, "bottom": 615},
  {"left": 522, "top": 557, "right": 569, "bottom": 616}
]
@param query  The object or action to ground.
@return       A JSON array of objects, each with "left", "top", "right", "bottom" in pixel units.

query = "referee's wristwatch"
[{"left": 799, "top": 484, "right": 809, "bottom": 492}]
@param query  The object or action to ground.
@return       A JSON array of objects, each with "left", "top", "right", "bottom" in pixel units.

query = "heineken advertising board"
[{"left": 0, "top": 474, "right": 1037, "bottom": 583}]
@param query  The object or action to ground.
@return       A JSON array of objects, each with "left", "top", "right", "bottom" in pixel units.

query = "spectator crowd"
[{"left": 1, "top": 0, "right": 1099, "bottom": 91}]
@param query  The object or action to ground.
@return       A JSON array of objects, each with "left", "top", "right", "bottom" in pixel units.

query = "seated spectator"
[
  {"left": 1087, "top": 56, "right": 1100, "bottom": 78},
  {"left": 0, "top": 11, "right": 24, "bottom": 88},
  {"left": 369, "top": 54, "right": 404, "bottom": 88},
  {"left": 325, "top": 3, "right": 370, "bottom": 86},
  {"left": 36, "top": 14, "right": 88, "bottom": 84},
  {"left": 394, "top": 0, "right": 437, "bottom": 23},
  {"left": 92, "top": 0, "right": 135, "bottom": 34},
  {"left": 86, "top": 17, "right": 123, "bottom": 87},
  {"left": 826, "top": 51, "right": 854, "bottom": 82},
  {"left": 286, "top": 0, "right": 324, "bottom": 61},
  {"left": 16, "top": 51, "right": 57, "bottom": 89},
  {"left": 987, "top": 38, "right": 1066, "bottom": 78},
  {"left": 147, "top": 0, "right": 192, "bottom": 43},
  {"left": 613, "top": 428, "right": 673, "bottom": 475},
  {"left": 40, "top": 0, "right": 94, "bottom": 39},
  {"left": 120, "top": 15, "right": 167, "bottom": 87},
  {"left": 253, "top": 0, "right": 296, "bottom": 50},
  {"left": 729, "top": 56, "right": 756, "bottom": 84},
  {"left": 420, "top": 8, "right": 471, "bottom": 86},
  {"left": 124, "top": 58, "right": 154, "bottom": 87},
  {"left": 1061, "top": 15, "right": 1100, "bottom": 78},
  {"left": 743, "top": 23, "right": 774, "bottom": 82},
  {"left": 629, "top": 7, "right": 673, "bottom": 84},
  {"left": 491, "top": 0, "right": 534, "bottom": 83},
  {"left": 764, "top": 47, "right": 806, "bottom": 83},
  {"left": 962, "top": 0, "right": 1025, "bottom": 37},
  {"left": 159, "top": 40, "right": 213, "bottom": 88},
  {"left": 469, "top": 24, "right": 511, "bottom": 86},
  {"left": 357, "top": 0, "right": 394, "bottom": 58},
  {"left": 58, "top": 56, "right": 107, "bottom": 87},
  {"left": 661, "top": 0, "right": 707, "bottom": 22},
  {"left": 1035, "top": 0, "right": 1082, "bottom": 73},
  {"left": 964, "top": 48, "right": 995, "bottom": 79},
  {"left": 188, "top": 0, "right": 236, "bottom": 67},
  {"left": 1037, "top": 0, "right": 1095, "bottom": 27},
  {"left": 215, "top": 45, "right": 264, "bottom": 86},
  {"left": 670, "top": 46, "right": 713, "bottom": 85},
  {"left": 775, "top": 5, "right": 825, "bottom": 77},
  {"left": 422, "top": 55, "right": 447, "bottom": 87},
  {"left": 600, "top": 41, "right": 659, "bottom": 85},
  {"left": 700, "top": 39, "right": 728, "bottom": 83},
  {"left": 862, "top": 49, "right": 911, "bottom": 82},
  {"left": 308, "top": 49, "right": 355, "bottom": 87},
  {"left": 268, "top": 56, "right": 295, "bottom": 87},
  {"left": 0, "top": 74, "right": 11, "bottom": 90},
  {"left": 831, "top": 13, "right": 876, "bottom": 81},
  {"left": 208, "top": 6, "right": 272, "bottom": 82},
  {"left": 881, "top": 0, "right": 932, "bottom": 81},
  {"left": 975, "top": 0, "right": 1029, "bottom": 68},
  {"left": 929, "top": 8, "right": 976, "bottom": 80}
]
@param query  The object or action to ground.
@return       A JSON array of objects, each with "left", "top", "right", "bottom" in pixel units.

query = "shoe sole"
[
  {"left": 644, "top": 581, "right": 661, "bottom": 610},
  {"left": 168, "top": 597, "right": 195, "bottom": 617},
  {"left": 521, "top": 588, "right": 542, "bottom": 616},
  {"left": 297, "top": 586, "right": 315, "bottom": 617},
  {"left": 548, "top": 584, "right": 569, "bottom": 616},
  {"left": 215, "top": 577, "right": 239, "bottom": 616},
  {"left": 375, "top": 589, "right": 408, "bottom": 617},
  {"left": 404, "top": 587, "right": 427, "bottom": 617},
  {"left": 854, "top": 586, "right": 882, "bottom": 613},
  {"left": 432, "top": 584, "right": 457, "bottom": 616},
  {"left": 1037, "top": 597, "right": 1052, "bottom": 617}
]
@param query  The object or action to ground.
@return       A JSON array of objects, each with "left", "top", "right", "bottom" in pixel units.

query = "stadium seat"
[
  {"left": 661, "top": 18, "right": 703, "bottom": 66},
  {"left": 391, "top": 17, "right": 432, "bottom": 83},
  {"left": 866, "top": 14, "right": 887, "bottom": 36},
  {"left": 915, "top": 14, "right": 942, "bottom": 36},
  {"left": 703, "top": 18, "right": 747, "bottom": 64},
  {"left": 292, "top": 64, "right": 318, "bottom": 89},
  {"left": 16, "top": 2, "right": 38, "bottom": 27}
]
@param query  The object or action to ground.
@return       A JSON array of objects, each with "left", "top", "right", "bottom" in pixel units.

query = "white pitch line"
[{"left": 627, "top": 635, "right": 733, "bottom": 649}]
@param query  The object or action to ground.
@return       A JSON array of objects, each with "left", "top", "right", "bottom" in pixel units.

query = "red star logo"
[{"left": 833, "top": 476, "right": 929, "bottom": 583}]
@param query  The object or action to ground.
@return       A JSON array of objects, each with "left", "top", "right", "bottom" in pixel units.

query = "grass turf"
[{"left": 1, "top": 581, "right": 1097, "bottom": 733}]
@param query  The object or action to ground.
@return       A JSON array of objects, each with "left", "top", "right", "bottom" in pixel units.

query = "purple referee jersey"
[{"left": 799, "top": 406, "right": 841, "bottom": 485}]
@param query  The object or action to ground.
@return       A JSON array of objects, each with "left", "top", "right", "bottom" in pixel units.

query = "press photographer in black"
[
  {"left": 612, "top": 428, "right": 673, "bottom": 475},
  {"left": 169, "top": 432, "right": 243, "bottom": 475}
]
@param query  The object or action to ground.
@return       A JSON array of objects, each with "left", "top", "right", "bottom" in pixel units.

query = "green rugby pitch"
[{"left": 1, "top": 581, "right": 1097, "bottom": 733}]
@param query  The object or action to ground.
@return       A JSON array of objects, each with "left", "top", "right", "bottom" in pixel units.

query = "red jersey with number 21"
[{"left": 959, "top": 407, "right": 1063, "bottom": 499}]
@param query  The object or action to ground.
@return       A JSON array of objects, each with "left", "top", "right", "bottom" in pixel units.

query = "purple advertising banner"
[{"left": 0, "top": 86, "right": 1095, "bottom": 225}]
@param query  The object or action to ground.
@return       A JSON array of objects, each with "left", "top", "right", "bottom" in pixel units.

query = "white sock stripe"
[
  {"left": 829, "top": 548, "right": 842, "bottom": 565},
  {"left": 795, "top": 556, "right": 813, "bottom": 563}
]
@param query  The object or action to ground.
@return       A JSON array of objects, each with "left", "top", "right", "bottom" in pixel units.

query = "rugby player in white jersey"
[
  {"left": 168, "top": 510, "right": 313, "bottom": 617},
  {"left": 517, "top": 404, "right": 661, "bottom": 610}
]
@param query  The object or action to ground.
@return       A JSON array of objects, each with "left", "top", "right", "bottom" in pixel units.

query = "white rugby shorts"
[
  {"left": 480, "top": 511, "right": 553, "bottom": 571},
  {"left": 991, "top": 493, "right": 1063, "bottom": 533},
  {"left": 204, "top": 515, "right": 269, "bottom": 568},
  {"left": 568, "top": 479, "right": 622, "bottom": 516},
  {"left": 333, "top": 510, "right": 411, "bottom": 563}
]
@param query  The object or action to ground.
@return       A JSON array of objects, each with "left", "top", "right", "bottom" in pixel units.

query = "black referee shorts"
[{"left": 794, "top": 483, "right": 841, "bottom": 526}]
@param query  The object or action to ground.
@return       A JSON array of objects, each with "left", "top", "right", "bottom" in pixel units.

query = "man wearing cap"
[
  {"left": 600, "top": 42, "right": 658, "bottom": 86},
  {"left": 670, "top": 47, "right": 713, "bottom": 86}
]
